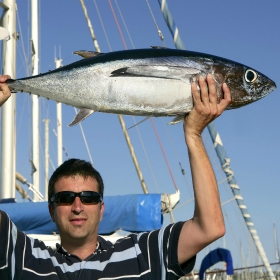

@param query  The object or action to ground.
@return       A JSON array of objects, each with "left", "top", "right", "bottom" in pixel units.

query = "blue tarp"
[
  {"left": 199, "top": 248, "right": 233, "bottom": 280},
  {"left": 0, "top": 194, "right": 162, "bottom": 234}
]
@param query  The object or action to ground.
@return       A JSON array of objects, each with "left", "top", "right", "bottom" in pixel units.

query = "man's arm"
[{"left": 178, "top": 74, "right": 231, "bottom": 264}]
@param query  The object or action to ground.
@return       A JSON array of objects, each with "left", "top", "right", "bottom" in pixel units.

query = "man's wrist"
[{"left": 185, "top": 132, "right": 203, "bottom": 149}]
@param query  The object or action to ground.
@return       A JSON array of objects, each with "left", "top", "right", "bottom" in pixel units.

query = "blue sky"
[{"left": 4, "top": 0, "right": 280, "bottom": 272}]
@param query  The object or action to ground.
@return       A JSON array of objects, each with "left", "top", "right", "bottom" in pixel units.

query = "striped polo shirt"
[{"left": 0, "top": 211, "right": 195, "bottom": 279}]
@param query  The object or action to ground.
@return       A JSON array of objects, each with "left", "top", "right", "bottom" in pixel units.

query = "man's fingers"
[
  {"left": 0, "top": 75, "right": 11, "bottom": 83},
  {"left": 191, "top": 80, "right": 202, "bottom": 105},
  {"left": 218, "top": 83, "right": 231, "bottom": 111},
  {"left": 0, "top": 75, "right": 12, "bottom": 106},
  {"left": 198, "top": 76, "right": 210, "bottom": 105},
  {"left": 207, "top": 74, "right": 217, "bottom": 104}
]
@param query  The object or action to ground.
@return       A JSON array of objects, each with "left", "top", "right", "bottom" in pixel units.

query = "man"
[{"left": 0, "top": 74, "right": 231, "bottom": 279}]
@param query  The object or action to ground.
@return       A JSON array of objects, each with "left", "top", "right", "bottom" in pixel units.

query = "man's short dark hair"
[{"left": 48, "top": 158, "right": 104, "bottom": 202}]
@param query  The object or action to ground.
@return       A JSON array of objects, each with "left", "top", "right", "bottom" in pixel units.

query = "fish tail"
[{"left": 6, "top": 78, "right": 17, "bottom": 93}]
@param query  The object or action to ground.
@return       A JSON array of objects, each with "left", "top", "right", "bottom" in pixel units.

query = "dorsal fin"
[
  {"left": 73, "top": 50, "right": 103, "bottom": 59},
  {"left": 151, "top": 46, "right": 168, "bottom": 49}
]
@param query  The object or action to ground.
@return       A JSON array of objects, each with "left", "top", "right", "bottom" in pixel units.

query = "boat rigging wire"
[
  {"left": 150, "top": 118, "right": 178, "bottom": 191},
  {"left": 15, "top": 5, "right": 31, "bottom": 136},
  {"left": 16, "top": 171, "right": 44, "bottom": 202},
  {"left": 145, "top": 0, "right": 165, "bottom": 46},
  {"left": 16, "top": 3, "right": 30, "bottom": 76},
  {"left": 224, "top": 211, "right": 247, "bottom": 265},
  {"left": 161, "top": 119, "right": 193, "bottom": 196},
  {"left": 80, "top": 0, "right": 100, "bottom": 52},
  {"left": 172, "top": 197, "right": 194, "bottom": 211},
  {"left": 113, "top": 0, "right": 135, "bottom": 49},
  {"left": 52, "top": 129, "right": 71, "bottom": 161},
  {"left": 132, "top": 117, "right": 160, "bottom": 193},
  {"left": 127, "top": 117, "right": 151, "bottom": 130},
  {"left": 92, "top": 0, "right": 112, "bottom": 51},
  {"left": 107, "top": 0, "right": 127, "bottom": 50}
]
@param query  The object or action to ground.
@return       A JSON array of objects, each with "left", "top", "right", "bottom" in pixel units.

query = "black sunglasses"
[{"left": 50, "top": 191, "right": 103, "bottom": 205}]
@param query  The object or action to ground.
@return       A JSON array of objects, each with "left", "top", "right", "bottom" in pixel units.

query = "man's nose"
[{"left": 71, "top": 196, "right": 84, "bottom": 213}]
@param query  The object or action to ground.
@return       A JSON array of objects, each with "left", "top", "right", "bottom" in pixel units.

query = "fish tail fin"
[{"left": 6, "top": 78, "right": 17, "bottom": 93}]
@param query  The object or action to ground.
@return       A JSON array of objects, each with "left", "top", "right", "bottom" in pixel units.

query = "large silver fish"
[{"left": 6, "top": 47, "right": 276, "bottom": 126}]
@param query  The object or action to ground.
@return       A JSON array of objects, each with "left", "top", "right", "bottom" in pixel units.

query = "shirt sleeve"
[
  {"left": 138, "top": 222, "right": 196, "bottom": 280},
  {"left": 0, "top": 210, "right": 13, "bottom": 279},
  {"left": 0, "top": 210, "right": 27, "bottom": 280}
]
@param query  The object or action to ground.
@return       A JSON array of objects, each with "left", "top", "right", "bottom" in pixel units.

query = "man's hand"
[
  {"left": 184, "top": 74, "right": 231, "bottom": 140},
  {"left": 0, "top": 75, "right": 11, "bottom": 107}
]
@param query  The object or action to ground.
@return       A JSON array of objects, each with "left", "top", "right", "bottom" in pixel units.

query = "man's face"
[{"left": 48, "top": 175, "right": 104, "bottom": 247}]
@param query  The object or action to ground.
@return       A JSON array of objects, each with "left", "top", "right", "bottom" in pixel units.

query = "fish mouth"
[
  {"left": 259, "top": 80, "right": 277, "bottom": 98},
  {"left": 244, "top": 80, "right": 276, "bottom": 102},
  {"left": 271, "top": 81, "right": 277, "bottom": 90}
]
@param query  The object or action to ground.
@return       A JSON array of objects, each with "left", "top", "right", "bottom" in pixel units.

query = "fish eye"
[{"left": 245, "top": 69, "right": 258, "bottom": 83}]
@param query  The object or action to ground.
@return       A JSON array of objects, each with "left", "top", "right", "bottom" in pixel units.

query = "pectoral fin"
[
  {"left": 168, "top": 114, "right": 188, "bottom": 125},
  {"left": 111, "top": 65, "right": 200, "bottom": 81},
  {"left": 68, "top": 108, "right": 94, "bottom": 126},
  {"left": 73, "top": 50, "right": 103, "bottom": 59}
]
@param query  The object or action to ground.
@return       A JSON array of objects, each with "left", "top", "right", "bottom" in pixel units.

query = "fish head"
[{"left": 214, "top": 61, "right": 276, "bottom": 109}]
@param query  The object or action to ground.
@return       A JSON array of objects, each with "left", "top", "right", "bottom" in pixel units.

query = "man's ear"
[{"left": 48, "top": 203, "right": 55, "bottom": 222}]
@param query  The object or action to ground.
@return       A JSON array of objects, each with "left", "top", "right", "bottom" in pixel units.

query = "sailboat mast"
[
  {"left": 157, "top": 0, "right": 276, "bottom": 278},
  {"left": 31, "top": 0, "right": 40, "bottom": 201},
  {"left": 42, "top": 118, "right": 49, "bottom": 200},
  {"left": 55, "top": 55, "right": 63, "bottom": 166},
  {"left": 0, "top": 0, "right": 17, "bottom": 199}
]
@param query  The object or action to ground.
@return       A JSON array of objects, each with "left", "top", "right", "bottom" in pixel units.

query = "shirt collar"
[{"left": 55, "top": 235, "right": 113, "bottom": 255}]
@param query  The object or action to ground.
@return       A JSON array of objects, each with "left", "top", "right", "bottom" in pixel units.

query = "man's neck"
[{"left": 61, "top": 238, "right": 99, "bottom": 260}]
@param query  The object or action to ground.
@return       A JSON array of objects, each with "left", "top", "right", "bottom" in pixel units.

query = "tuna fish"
[{"left": 6, "top": 47, "right": 276, "bottom": 126}]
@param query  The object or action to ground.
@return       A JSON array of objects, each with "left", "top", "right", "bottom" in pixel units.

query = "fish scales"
[{"left": 6, "top": 48, "right": 276, "bottom": 126}]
